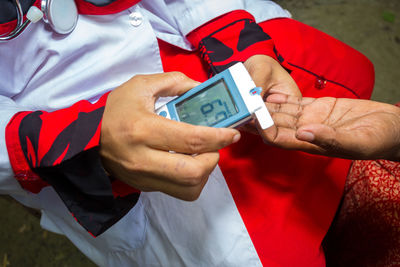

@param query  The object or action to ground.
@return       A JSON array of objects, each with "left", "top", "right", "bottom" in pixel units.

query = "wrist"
[
  {"left": 381, "top": 104, "right": 400, "bottom": 162},
  {"left": 391, "top": 105, "right": 400, "bottom": 161},
  {"left": 187, "top": 10, "right": 277, "bottom": 74}
]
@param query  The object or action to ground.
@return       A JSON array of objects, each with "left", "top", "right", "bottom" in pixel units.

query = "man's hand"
[
  {"left": 242, "top": 55, "right": 302, "bottom": 145},
  {"left": 100, "top": 72, "right": 241, "bottom": 201},
  {"left": 264, "top": 94, "right": 400, "bottom": 161}
]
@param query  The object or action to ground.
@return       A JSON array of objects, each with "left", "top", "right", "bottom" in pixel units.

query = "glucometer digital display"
[
  {"left": 156, "top": 62, "right": 274, "bottom": 130},
  {"left": 175, "top": 80, "right": 238, "bottom": 127}
]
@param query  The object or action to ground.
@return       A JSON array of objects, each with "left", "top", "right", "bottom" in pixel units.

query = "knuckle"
[
  {"left": 126, "top": 75, "right": 152, "bottom": 94},
  {"left": 183, "top": 168, "right": 205, "bottom": 187},
  {"left": 270, "top": 112, "right": 279, "bottom": 122},
  {"left": 185, "top": 131, "right": 206, "bottom": 153},
  {"left": 123, "top": 157, "right": 144, "bottom": 173},
  {"left": 125, "top": 119, "right": 148, "bottom": 144},
  {"left": 270, "top": 103, "right": 282, "bottom": 113},
  {"left": 170, "top": 71, "right": 187, "bottom": 82},
  {"left": 166, "top": 71, "right": 187, "bottom": 86},
  {"left": 130, "top": 74, "right": 147, "bottom": 84},
  {"left": 294, "top": 96, "right": 302, "bottom": 104},
  {"left": 276, "top": 103, "right": 283, "bottom": 113},
  {"left": 295, "top": 105, "right": 303, "bottom": 119},
  {"left": 269, "top": 126, "right": 280, "bottom": 145}
]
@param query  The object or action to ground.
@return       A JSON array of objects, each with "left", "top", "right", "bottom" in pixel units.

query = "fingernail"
[
  {"left": 265, "top": 94, "right": 287, "bottom": 104},
  {"left": 268, "top": 89, "right": 286, "bottom": 95},
  {"left": 232, "top": 133, "right": 241, "bottom": 143},
  {"left": 297, "top": 131, "right": 314, "bottom": 142}
]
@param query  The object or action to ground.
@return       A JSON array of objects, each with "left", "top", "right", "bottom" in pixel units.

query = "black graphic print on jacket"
[
  {"left": 187, "top": 10, "right": 278, "bottom": 74},
  {"left": 5, "top": 93, "right": 139, "bottom": 236}
]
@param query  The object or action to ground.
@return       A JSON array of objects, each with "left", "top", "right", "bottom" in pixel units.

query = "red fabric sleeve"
[
  {"left": 5, "top": 93, "right": 109, "bottom": 193},
  {"left": 5, "top": 92, "right": 141, "bottom": 236},
  {"left": 5, "top": 111, "right": 47, "bottom": 193},
  {"left": 186, "top": 10, "right": 277, "bottom": 74}
]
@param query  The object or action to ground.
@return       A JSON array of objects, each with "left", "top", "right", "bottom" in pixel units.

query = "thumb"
[
  {"left": 153, "top": 72, "right": 200, "bottom": 98},
  {"left": 295, "top": 124, "right": 347, "bottom": 154}
]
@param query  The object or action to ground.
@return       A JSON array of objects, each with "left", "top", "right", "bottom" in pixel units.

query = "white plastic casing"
[
  {"left": 155, "top": 105, "right": 171, "bottom": 119},
  {"left": 156, "top": 62, "right": 274, "bottom": 130},
  {"left": 26, "top": 6, "right": 44, "bottom": 23},
  {"left": 228, "top": 63, "right": 274, "bottom": 129}
]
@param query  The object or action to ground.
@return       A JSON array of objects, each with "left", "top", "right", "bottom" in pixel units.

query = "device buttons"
[
  {"left": 159, "top": 111, "right": 168, "bottom": 117},
  {"left": 129, "top": 12, "right": 143, "bottom": 27},
  {"left": 249, "top": 87, "right": 262, "bottom": 96}
]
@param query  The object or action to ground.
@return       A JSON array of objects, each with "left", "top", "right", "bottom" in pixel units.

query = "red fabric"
[
  {"left": 261, "top": 18, "right": 374, "bottom": 100},
  {"left": 220, "top": 142, "right": 350, "bottom": 267},
  {"left": 324, "top": 160, "right": 400, "bottom": 266},
  {"left": 5, "top": 92, "right": 109, "bottom": 193},
  {"left": 187, "top": 10, "right": 277, "bottom": 73},
  {"left": 159, "top": 17, "right": 375, "bottom": 266},
  {"left": 5, "top": 111, "right": 47, "bottom": 193},
  {"left": 76, "top": 0, "right": 140, "bottom": 15},
  {"left": 111, "top": 180, "right": 140, "bottom": 197}
]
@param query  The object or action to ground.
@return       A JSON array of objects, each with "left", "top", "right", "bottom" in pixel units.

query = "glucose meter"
[{"left": 156, "top": 62, "right": 273, "bottom": 129}]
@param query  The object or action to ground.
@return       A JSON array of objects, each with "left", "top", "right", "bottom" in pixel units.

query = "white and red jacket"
[{"left": 0, "top": 0, "right": 374, "bottom": 266}]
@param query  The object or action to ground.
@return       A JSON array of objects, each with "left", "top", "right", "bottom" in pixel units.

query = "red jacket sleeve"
[
  {"left": 5, "top": 92, "right": 139, "bottom": 237},
  {"left": 186, "top": 10, "right": 278, "bottom": 74}
]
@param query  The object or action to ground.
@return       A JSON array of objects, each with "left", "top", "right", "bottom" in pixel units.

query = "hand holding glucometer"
[{"left": 156, "top": 62, "right": 273, "bottom": 130}]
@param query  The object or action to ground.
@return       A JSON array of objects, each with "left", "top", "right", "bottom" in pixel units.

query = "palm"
[{"left": 265, "top": 96, "right": 400, "bottom": 160}]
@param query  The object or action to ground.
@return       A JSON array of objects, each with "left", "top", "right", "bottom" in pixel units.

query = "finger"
[
  {"left": 244, "top": 55, "right": 301, "bottom": 98},
  {"left": 259, "top": 125, "right": 320, "bottom": 152},
  {"left": 126, "top": 150, "right": 220, "bottom": 200},
  {"left": 140, "top": 174, "right": 210, "bottom": 201},
  {"left": 266, "top": 102, "right": 302, "bottom": 117},
  {"left": 144, "top": 114, "right": 241, "bottom": 154},
  {"left": 238, "top": 120, "right": 259, "bottom": 135},
  {"left": 296, "top": 124, "right": 357, "bottom": 158},
  {"left": 149, "top": 150, "right": 219, "bottom": 186},
  {"left": 156, "top": 72, "right": 201, "bottom": 97},
  {"left": 265, "top": 93, "right": 291, "bottom": 104},
  {"left": 266, "top": 94, "right": 315, "bottom": 106},
  {"left": 131, "top": 72, "right": 200, "bottom": 99},
  {"left": 264, "top": 74, "right": 301, "bottom": 98}
]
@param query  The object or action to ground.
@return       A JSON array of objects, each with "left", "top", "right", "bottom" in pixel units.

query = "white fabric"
[{"left": 0, "top": 1, "right": 290, "bottom": 266}]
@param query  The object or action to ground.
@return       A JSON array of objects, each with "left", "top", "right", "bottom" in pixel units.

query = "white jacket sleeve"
[{"left": 0, "top": 96, "right": 28, "bottom": 195}]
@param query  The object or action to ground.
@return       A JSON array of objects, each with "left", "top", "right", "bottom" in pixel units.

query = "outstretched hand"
[
  {"left": 100, "top": 72, "right": 241, "bottom": 201},
  {"left": 264, "top": 94, "right": 400, "bottom": 161},
  {"left": 242, "top": 55, "right": 302, "bottom": 142}
]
